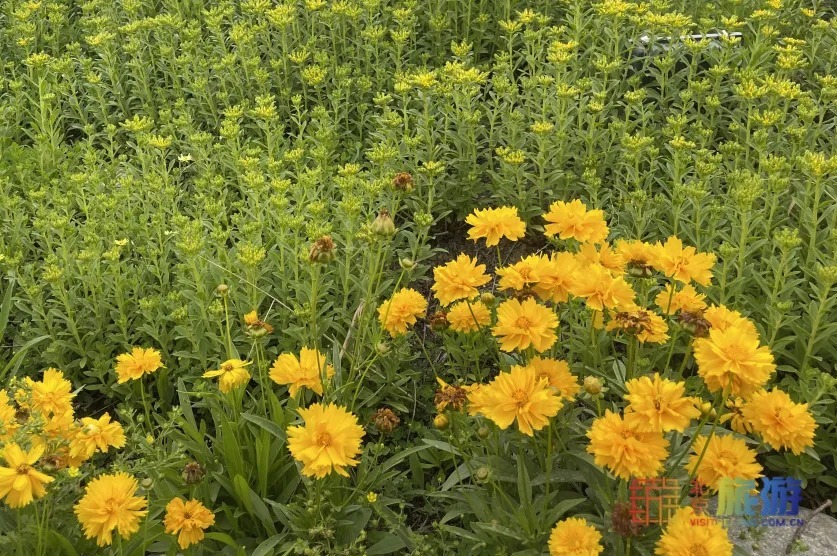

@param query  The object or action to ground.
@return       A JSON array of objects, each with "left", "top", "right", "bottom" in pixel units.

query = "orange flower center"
[
  {"left": 515, "top": 316, "right": 532, "bottom": 329},
  {"left": 222, "top": 363, "right": 234, "bottom": 372},
  {"left": 315, "top": 431, "right": 333, "bottom": 447},
  {"left": 16, "top": 464, "right": 31, "bottom": 475},
  {"left": 687, "top": 545, "right": 709, "bottom": 556},
  {"left": 653, "top": 397, "right": 662, "bottom": 410},
  {"left": 620, "top": 430, "right": 634, "bottom": 439},
  {"left": 511, "top": 389, "right": 529, "bottom": 408}
]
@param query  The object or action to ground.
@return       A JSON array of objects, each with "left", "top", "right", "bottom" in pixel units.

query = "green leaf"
[
  {"left": 242, "top": 412, "right": 287, "bottom": 441},
  {"left": 252, "top": 534, "right": 284, "bottom": 556},
  {"left": 367, "top": 534, "right": 407, "bottom": 555}
]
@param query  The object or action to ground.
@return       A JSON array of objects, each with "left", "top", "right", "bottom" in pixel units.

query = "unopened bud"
[
  {"left": 399, "top": 258, "right": 415, "bottom": 270},
  {"left": 215, "top": 284, "right": 229, "bottom": 296},
  {"left": 372, "top": 209, "right": 396, "bottom": 237},
  {"left": 479, "top": 292, "right": 496, "bottom": 306},
  {"left": 583, "top": 376, "right": 602, "bottom": 396},
  {"left": 376, "top": 341, "right": 390, "bottom": 355},
  {"left": 433, "top": 414, "right": 449, "bottom": 430},
  {"left": 475, "top": 466, "right": 490, "bottom": 482},
  {"left": 477, "top": 427, "right": 490, "bottom": 439}
]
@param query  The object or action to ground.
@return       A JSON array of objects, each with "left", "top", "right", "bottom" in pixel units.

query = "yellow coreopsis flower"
[
  {"left": 0, "top": 443, "right": 54, "bottom": 508},
  {"left": 114, "top": 347, "right": 164, "bottom": 383},
  {"left": 548, "top": 517, "right": 603, "bottom": 556},
  {"left": 287, "top": 403, "right": 364, "bottom": 478},
  {"left": 655, "top": 507, "right": 733, "bottom": 556},
  {"left": 447, "top": 300, "right": 491, "bottom": 333},
  {"left": 68, "top": 413, "right": 126, "bottom": 461},
  {"left": 742, "top": 389, "right": 817, "bottom": 455},
  {"left": 686, "top": 434, "right": 762, "bottom": 490},
  {"left": 570, "top": 264, "right": 636, "bottom": 312},
  {"left": 432, "top": 254, "right": 491, "bottom": 306},
  {"left": 74, "top": 472, "right": 148, "bottom": 546},
  {"left": 576, "top": 242, "right": 626, "bottom": 275},
  {"left": 270, "top": 347, "right": 335, "bottom": 396},
  {"left": 693, "top": 327, "right": 775, "bottom": 397},
  {"left": 586, "top": 410, "right": 669, "bottom": 479},
  {"left": 30, "top": 368, "right": 74, "bottom": 416},
  {"left": 650, "top": 236, "right": 717, "bottom": 286},
  {"left": 0, "top": 390, "right": 19, "bottom": 441},
  {"left": 615, "top": 239, "right": 656, "bottom": 276},
  {"left": 531, "top": 251, "right": 579, "bottom": 303},
  {"left": 527, "top": 357, "right": 580, "bottom": 400},
  {"left": 496, "top": 254, "right": 548, "bottom": 291},
  {"left": 703, "top": 304, "right": 758, "bottom": 336},
  {"left": 624, "top": 374, "right": 700, "bottom": 433},
  {"left": 377, "top": 288, "right": 428, "bottom": 337},
  {"left": 492, "top": 297, "right": 558, "bottom": 352},
  {"left": 475, "top": 365, "right": 562, "bottom": 436},
  {"left": 605, "top": 308, "right": 669, "bottom": 343},
  {"left": 202, "top": 359, "right": 251, "bottom": 393},
  {"left": 655, "top": 283, "right": 707, "bottom": 315},
  {"left": 543, "top": 199, "right": 609, "bottom": 244},
  {"left": 465, "top": 205, "right": 526, "bottom": 246},
  {"left": 720, "top": 397, "right": 753, "bottom": 434},
  {"left": 164, "top": 498, "right": 215, "bottom": 550}
]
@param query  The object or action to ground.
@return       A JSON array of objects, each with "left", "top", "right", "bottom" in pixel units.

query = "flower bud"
[
  {"left": 475, "top": 466, "right": 491, "bottom": 482},
  {"left": 309, "top": 235, "right": 336, "bottom": 263},
  {"left": 215, "top": 284, "right": 229, "bottom": 297},
  {"left": 583, "top": 376, "right": 602, "bottom": 396},
  {"left": 371, "top": 407, "right": 400, "bottom": 434},
  {"left": 392, "top": 172, "right": 414, "bottom": 192},
  {"left": 399, "top": 257, "right": 415, "bottom": 270},
  {"left": 375, "top": 341, "right": 390, "bottom": 355},
  {"left": 433, "top": 414, "right": 449, "bottom": 430},
  {"left": 182, "top": 461, "right": 206, "bottom": 485},
  {"left": 372, "top": 209, "right": 396, "bottom": 237},
  {"left": 477, "top": 427, "right": 490, "bottom": 439},
  {"left": 429, "top": 311, "right": 449, "bottom": 332},
  {"left": 479, "top": 292, "right": 496, "bottom": 306}
]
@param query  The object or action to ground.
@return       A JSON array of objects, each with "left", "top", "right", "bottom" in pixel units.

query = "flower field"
[{"left": 0, "top": 0, "right": 836, "bottom": 554}]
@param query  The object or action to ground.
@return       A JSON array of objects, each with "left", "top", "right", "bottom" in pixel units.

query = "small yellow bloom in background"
[
  {"left": 686, "top": 434, "right": 762, "bottom": 490},
  {"left": 67, "top": 467, "right": 80, "bottom": 477},
  {"left": 447, "top": 300, "right": 491, "bottom": 333},
  {"left": 548, "top": 517, "right": 603, "bottom": 556},
  {"left": 742, "top": 389, "right": 817, "bottom": 455},
  {"left": 69, "top": 413, "right": 126, "bottom": 462},
  {"left": 654, "top": 283, "right": 707, "bottom": 315},
  {"left": 431, "top": 254, "right": 491, "bottom": 306},
  {"left": 465, "top": 205, "right": 526, "bottom": 246},
  {"left": 30, "top": 368, "right": 75, "bottom": 416},
  {"left": 623, "top": 373, "right": 699, "bottom": 433},
  {"left": 366, "top": 492, "right": 378, "bottom": 503},
  {"left": 114, "top": 347, "right": 164, "bottom": 383},
  {"left": 570, "top": 264, "right": 636, "bottom": 312},
  {"left": 164, "top": 497, "right": 215, "bottom": 550},
  {"left": 145, "top": 434, "right": 154, "bottom": 444},
  {"left": 74, "top": 472, "right": 148, "bottom": 546},
  {"left": 377, "top": 288, "right": 428, "bottom": 337},
  {"left": 0, "top": 443, "right": 54, "bottom": 508},
  {"left": 543, "top": 199, "right": 609, "bottom": 244},
  {"left": 492, "top": 297, "right": 558, "bottom": 353},
  {"left": 655, "top": 507, "right": 733, "bottom": 556},
  {"left": 0, "top": 389, "right": 20, "bottom": 441},
  {"left": 474, "top": 365, "right": 562, "bottom": 436},
  {"left": 202, "top": 359, "right": 251, "bottom": 393},
  {"left": 270, "top": 347, "right": 335, "bottom": 396},
  {"left": 703, "top": 304, "right": 758, "bottom": 336},
  {"left": 586, "top": 410, "right": 669, "bottom": 480},
  {"left": 527, "top": 357, "right": 580, "bottom": 400},
  {"left": 650, "top": 236, "right": 717, "bottom": 286},
  {"left": 693, "top": 326, "right": 775, "bottom": 397},
  {"left": 287, "top": 403, "right": 364, "bottom": 478}
]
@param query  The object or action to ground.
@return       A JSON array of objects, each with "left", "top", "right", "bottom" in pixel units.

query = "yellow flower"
[
  {"left": 377, "top": 288, "right": 428, "bottom": 336},
  {"left": 164, "top": 498, "right": 215, "bottom": 550},
  {"left": 720, "top": 397, "right": 753, "bottom": 434},
  {"left": 30, "top": 368, "right": 74, "bottom": 416},
  {"left": 605, "top": 308, "right": 669, "bottom": 343},
  {"left": 492, "top": 297, "right": 558, "bottom": 352},
  {"left": 548, "top": 517, "right": 603, "bottom": 556},
  {"left": 69, "top": 413, "right": 126, "bottom": 461},
  {"left": 74, "top": 472, "right": 148, "bottom": 546},
  {"left": 570, "top": 264, "right": 636, "bottom": 311},
  {"left": 655, "top": 283, "right": 707, "bottom": 315},
  {"left": 475, "top": 365, "right": 562, "bottom": 436},
  {"left": 615, "top": 239, "right": 656, "bottom": 276},
  {"left": 465, "top": 205, "right": 526, "bottom": 246},
  {"left": 465, "top": 383, "right": 490, "bottom": 416},
  {"left": 114, "top": 347, "right": 164, "bottom": 383},
  {"left": 202, "top": 359, "right": 251, "bottom": 393},
  {"left": 527, "top": 357, "right": 580, "bottom": 400},
  {"left": 624, "top": 374, "right": 700, "bottom": 433},
  {"left": 687, "top": 434, "right": 762, "bottom": 490},
  {"left": 366, "top": 492, "right": 378, "bottom": 503},
  {"left": 0, "top": 443, "right": 54, "bottom": 508},
  {"left": 287, "top": 403, "right": 364, "bottom": 478},
  {"left": 447, "top": 300, "right": 491, "bottom": 333},
  {"left": 432, "top": 254, "right": 491, "bottom": 306},
  {"left": 497, "top": 254, "right": 548, "bottom": 291},
  {"left": 0, "top": 390, "right": 19, "bottom": 441},
  {"left": 270, "top": 347, "right": 335, "bottom": 396},
  {"left": 703, "top": 304, "right": 758, "bottom": 336},
  {"left": 586, "top": 411, "right": 669, "bottom": 479},
  {"left": 651, "top": 236, "right": 717, "bottom": 286},
  {"left": 531, "top": 252, "right": 579, "bottom": 303},
  {"left": 543, "top": 199, "right": 609, "bottom": 244},
  {"left": 693, "top": 327, "right": 775, "bottom": 397},
  {"left": 576, "top": 242, "right": 625, "bottom": 275},
  {"left": 655, "top": 507, "right": 733, "bottom": 556},
  {"left": 742, "top": 389, "right": 817, "bottom": 455}
]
